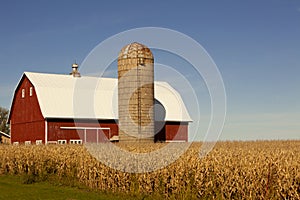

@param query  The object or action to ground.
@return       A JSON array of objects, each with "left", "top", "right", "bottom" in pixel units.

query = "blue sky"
[{"left": 0, "top": 0, "right": 299, "bottom": 140}]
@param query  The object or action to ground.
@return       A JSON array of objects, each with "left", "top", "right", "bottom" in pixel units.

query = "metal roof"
[{"left": 23, "top": 72, "right": 192, "bottom": 122}]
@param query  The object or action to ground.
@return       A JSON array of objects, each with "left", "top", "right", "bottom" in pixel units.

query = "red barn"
[{"left": 8, "top": 72, "right": 192, "bottom": 144}]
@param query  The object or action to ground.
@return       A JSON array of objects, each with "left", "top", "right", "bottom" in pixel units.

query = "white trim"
[
  {"left": 165, "top": 140, "right": 186, "bottom": 143},
  {"left": 60, "top": 127, "right": 110, "bottom": 130},
  {"left": 13, "top": 142, "right": 19, "bottom": 145},
  {"left": 25, "top": 141, "right": 31, "bottom": 145},
  {"left": 45, "top": 120, "right": 48, "bottom": 144}
]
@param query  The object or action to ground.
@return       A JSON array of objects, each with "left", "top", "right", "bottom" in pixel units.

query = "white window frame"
[
  {"left": 22, "top": 89, "right": 25, "bottom": 98},
  {"left": 58, "top": 140, "right": 67, "bottom": 144},
  {"left": 36, "top": 140, "right": 42, "bottom": 145},
  {"left": 30, "top": 87, "right": 33, "bottom": 96},
  {"left": 13, "top": 142, "right": 19, "bottom": 145},
  {"left": 70, "top": 140, "right": 82, "bottom": 144},
  {"left": 25, "top": 141, "right": 31, "bottom": 145}
]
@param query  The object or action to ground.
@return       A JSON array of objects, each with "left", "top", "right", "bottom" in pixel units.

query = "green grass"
[{"left": 0, "top": 175, "right": 149, "bottom": 200}]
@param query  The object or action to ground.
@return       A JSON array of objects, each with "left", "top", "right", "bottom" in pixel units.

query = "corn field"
[{"left": 0, "top": 141, "right": 299, "bottom": 199}]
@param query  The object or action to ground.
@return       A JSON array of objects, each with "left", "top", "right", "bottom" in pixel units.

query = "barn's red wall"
[
  {"left": 10, "top": 76, "right": 45, "bottom": 144},
  {"left": 155, "top": 121, "right": 188, "bottom": 142},
  {"left": 47, "top": 120, "right": 187, "bottom": 143},
  {"left": 165, "top": 122, "right": 188, "bottom": 142},
  {"left": 47, "top": 119, "right": 118, "bottom": 143}
]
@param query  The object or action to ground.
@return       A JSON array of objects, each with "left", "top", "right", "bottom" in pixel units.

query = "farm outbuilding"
[
  {"left": 8, "top": 71, "right": 192, "bottom": 145},
  {"left": 0, "top": 131, "right": 10, "bottom": 144}
]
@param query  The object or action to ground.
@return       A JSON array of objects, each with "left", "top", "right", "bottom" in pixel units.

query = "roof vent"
[{"left": 70, "top": 62, "right": 81, "bottom": 77}]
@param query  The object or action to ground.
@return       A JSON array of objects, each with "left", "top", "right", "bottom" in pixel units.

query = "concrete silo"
[{"left": 118, "top": 42, "right": 154, "bottom": 142}]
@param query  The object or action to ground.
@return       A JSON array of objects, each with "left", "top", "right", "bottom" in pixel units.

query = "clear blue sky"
[{"left": 0, "top": 0, "right": 299, "bottom": 140}]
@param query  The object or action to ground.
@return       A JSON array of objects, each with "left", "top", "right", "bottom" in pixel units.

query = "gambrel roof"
[{"left": 10, "top": 72, "right": 192, "bottom": 122}]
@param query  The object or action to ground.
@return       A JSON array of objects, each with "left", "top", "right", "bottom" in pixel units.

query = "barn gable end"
[{"left": 9, "top": 74, "right": 45, "bottom": 144}]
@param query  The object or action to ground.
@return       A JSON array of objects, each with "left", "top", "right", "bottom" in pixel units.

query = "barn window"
[
  {"left": 25, "top": 141, "right": 31, "bottom": 145},
  {"left": 70, "top": 140, "right": 82, "bottom": 144},
  {"left": 58, "top": 140, "right": 67, "bottom": 144},
  {"left": 36, "top": 140, "right": 42, "bottom": 145},
  {"left": 22, "top": 89, "right": 25, "bottom": 98},
  {"left": 30, "top": 87, "right": 33, "bottom": 96},
  {"left": 13, "top": 142, "right": 19, "bottom": 145}
]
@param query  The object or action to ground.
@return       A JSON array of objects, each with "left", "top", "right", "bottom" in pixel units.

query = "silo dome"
[
  {"left": 118, "top": 42, "right": 153, "bottom": 60},
  {"left": 118, "top": 42, "right": 155, "bottom": 142}
]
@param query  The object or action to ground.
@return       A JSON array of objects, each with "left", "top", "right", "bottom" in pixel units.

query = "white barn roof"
[{"left": 22, "top": 72, "right": 192, "bottom": 122}]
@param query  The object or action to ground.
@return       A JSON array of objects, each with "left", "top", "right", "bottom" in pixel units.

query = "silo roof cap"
[{"left": 118, "top": 42, "right": 153, "bottom": 59}]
